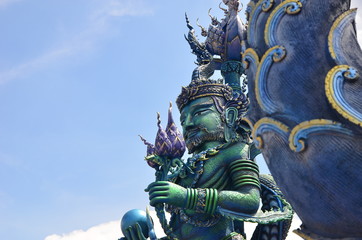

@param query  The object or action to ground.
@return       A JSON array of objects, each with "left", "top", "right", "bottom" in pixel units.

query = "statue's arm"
[
  {"left": 146, "top": 158, "right": 260, "bottom": 216},
  {"left": 217, "top": 158, "right": 261, "bottom": 214},
  {"left": 218, "top": 186, "right": 260, "bottom": 215}
]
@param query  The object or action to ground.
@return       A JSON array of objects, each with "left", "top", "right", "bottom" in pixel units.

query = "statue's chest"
[{"left": 178, "top": 157, "right": 229, "bottom": 189}]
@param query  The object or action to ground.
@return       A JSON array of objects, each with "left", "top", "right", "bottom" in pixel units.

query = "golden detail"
[
  {"left": 262, "top": 0, "right": 274, "bottom": 12},
  {"left": 241, "top": 117, "right": 255, "bottom": 130},
  {"left": 325, "top": 65, "right": 362, "bottom": 127},
  {"left": 285, "top": 1, "right": 302, "bottom": 15},
  {"left": 198, "top": 156, "right": 209, "bottom": 161},
  {"left": 253, "top": 117, "right": 289, "bottom": 149},
  {"left": 246, "top": 1, "right": 256, "bottom": 14},
  {"left": 207, "top": 149, "right": 219, "bottom": 156},
  {"left": 292, "top": 229, "right": 315, "bottom": 240},
  {"left": 328, "top": 9, "right": 357, "bottom": 61},
  {"left": 189, "top": 93, "right": 224, "bottom": 101},
  {"left": 288, "top": 119, "right": 337, "bottom": 152},
  {"left": 264, "top": 0, "right": 303, "bottom": 46},
  {"left": 242, "top": 48, "right": 260, "bottom": 69},
  {"left": 272, "top": 46, "right": 286, "bottom": 62},
  {"left": 255, "top": 46, "right": 286, "bottom": 111},
  {"left": 247, "top": 0, "right": 265, "bottom": 41},
  {"left": 255, "top": 136, "right": 264, "bottom": 149}
]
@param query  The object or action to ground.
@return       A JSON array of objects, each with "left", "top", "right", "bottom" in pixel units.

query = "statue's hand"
[
  {"left": 145, "top": 181, "right": 187, "bottom": 207},
  {"left": 122, "top": 223, "right": 147, "bottom": 240}
]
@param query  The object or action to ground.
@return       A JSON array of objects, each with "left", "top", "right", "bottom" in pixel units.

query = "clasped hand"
[{"left": 145, "top": 181, "right": 187, "bottom": 208}]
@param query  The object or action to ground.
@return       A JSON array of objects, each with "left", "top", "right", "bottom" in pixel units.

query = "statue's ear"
[
  {"left": 225, "top": 107, "right": 238, "bottom": 127},
  {"left": 224, "top": 107, "right": 238, "bottom": 142}
]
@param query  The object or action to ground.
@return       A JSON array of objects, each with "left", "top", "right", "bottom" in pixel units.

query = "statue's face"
[{"left": 180, "top": 97, "right": 225, "bottom": 154}]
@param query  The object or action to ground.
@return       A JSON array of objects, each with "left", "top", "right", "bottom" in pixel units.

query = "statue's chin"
[{"left": 186, "top": 137, "right": 202, "bottom": 154}]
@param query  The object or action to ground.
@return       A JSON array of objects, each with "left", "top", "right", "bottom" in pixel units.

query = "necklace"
[{"left": 179, "top": 143, "right": 225, "bottom": 187}]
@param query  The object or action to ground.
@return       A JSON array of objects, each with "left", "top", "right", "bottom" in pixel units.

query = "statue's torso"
[{"left": 169, "top": 142, "right": 249, "bottom": 240}]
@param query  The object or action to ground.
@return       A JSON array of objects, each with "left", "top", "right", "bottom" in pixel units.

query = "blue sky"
[{"left": 0, "top": 0, "right": 361, "bottom": 240}]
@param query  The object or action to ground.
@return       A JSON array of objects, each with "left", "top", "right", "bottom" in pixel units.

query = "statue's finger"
[
  {"left": 127, "top": 226, "right": 138, "bottom": 240},
  {"left": 149, "top": 191, "right": 168, "bottom": 200},
  {"left": 148, "top": 185, "right": 169, "bottom": 195},
  {"left": 148, "top": 181, "right": 168, "bottom": 189},
  {"left": 135, "top": 223, "right": 146, "bottom": 240},
  {"left": 124, "top": 227, "right": 132, "bottom": 240}
]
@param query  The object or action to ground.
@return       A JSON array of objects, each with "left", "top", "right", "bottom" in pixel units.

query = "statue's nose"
[
  {"left": 183, "top": 115, "right": 194, "bottom": 128},
  {"left": 183, "top": 115, "right": 195, "bottom": 134}
]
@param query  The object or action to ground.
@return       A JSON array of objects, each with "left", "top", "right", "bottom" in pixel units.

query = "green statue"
[
  {"left": 145, "top": 81, "right": 260, "bottom": 240},
  {"left": 122, "top": 80, "right": 292, "bottom": 240},
  {"left": 120, "top": 1, "right": 293, "bottom": 239}
]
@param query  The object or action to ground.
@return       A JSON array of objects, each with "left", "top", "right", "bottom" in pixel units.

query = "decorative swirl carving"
[
  {"left": 289, "top": 119, "right": 354, "bottom": 152},
  {"left": 262, "top": 0, "right": 274, "bottom": 12},
  {"left": 285, "top": 0, "right": 303, "bottom": 14},
  {"left": 245, "top": 1, "right": 256, "bottom": 21},
  {"left": 325, "top": 65, "right": 362, "bottom": 127},
  {"left": 253, "top": 117, "right": 290, "bottom": 149},
  {"left": 265, "top": 0, "right": 303, "bottom": 47},
  {"left": 242, "top": 48, "right": 260, "bottom": 70},
  {"left": 255, "top": 46, "right": 286, "bottom": 113},
  {"left": 328, "top": 9, "right": 357, "bottom": 65},
  {"left": 248, "top": 0, "right": 269, "bottom": 47}
]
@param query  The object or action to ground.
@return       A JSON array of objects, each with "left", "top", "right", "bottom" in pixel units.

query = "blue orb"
[{"left": 121, "top": 209, "right": 149, "bottom": 238}]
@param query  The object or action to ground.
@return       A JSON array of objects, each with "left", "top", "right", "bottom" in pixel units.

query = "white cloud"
[
  {"left": 0, "top": 0, "right": 153, "bottom": 84},
  {"left": 44, "top": 221, "right": 121, "bottom": 240}
]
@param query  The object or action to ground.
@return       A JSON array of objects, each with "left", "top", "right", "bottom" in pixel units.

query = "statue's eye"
[{"left": 194, "top": 109, "right": 209, "bottom": 117}]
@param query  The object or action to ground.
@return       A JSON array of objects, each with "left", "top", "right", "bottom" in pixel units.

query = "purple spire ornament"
[
  {"left": 166, "top": 102, "right": 186, "bottom": 159},
  {"left": 154, "top": 113, "right": 172, "bottom": 157},
  {"left": 139, "top": 135, "right": 159, "bottom": 169},
  {"left": 139, "top": 135, "right": 155, "bottom": 156}
]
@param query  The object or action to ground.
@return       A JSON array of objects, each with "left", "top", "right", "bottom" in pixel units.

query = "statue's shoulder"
[{"left": 217, "top": 142, "right": 249, "bottom": 164}]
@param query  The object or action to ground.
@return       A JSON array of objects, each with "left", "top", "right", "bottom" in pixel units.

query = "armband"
[
  {"left": 229, "top": 159, "right": 260, "bottom": 190},
  {"left": 185, "top": 188, "right": 219, "bottom": 215}
]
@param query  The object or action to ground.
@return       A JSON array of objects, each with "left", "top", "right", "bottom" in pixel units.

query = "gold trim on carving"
[
  {"left": 242, "top": 48, "right": 260, "bottom": 69},
  {"left": 253, "top": 117, "right": 289, "bottom": 149},
  {"left": 255, "top": 46, "right": 286, "bottom": 111},
  {"left": 289, "top": 119, "right": 337, "bottom": 152},
  {"left": 247, "top": 1, "right": 256, "bottom": 12},
  {"left": 328, "top": 8, "right": 357, "bottom": 61},
  {"left": 264, "top": 0, "right": 303, "bottom": 47},
  {"left": 262, "top": 0, "right": 274, "bottom": 12},
  {"left": 247, "top": 0, "right": 265, "bottom": 43},
  {"left": 325, "top": 65, "right": 362, "bottom": 127}
]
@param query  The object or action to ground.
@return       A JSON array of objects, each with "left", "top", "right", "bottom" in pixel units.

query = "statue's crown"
[{"left": 176, "top": 79, "right": 233, "bottom": 110}]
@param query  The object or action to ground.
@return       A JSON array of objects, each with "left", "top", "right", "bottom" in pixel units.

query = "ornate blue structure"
[{"left": 244, "top": 0, "right": 362, "bottom": 238}]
